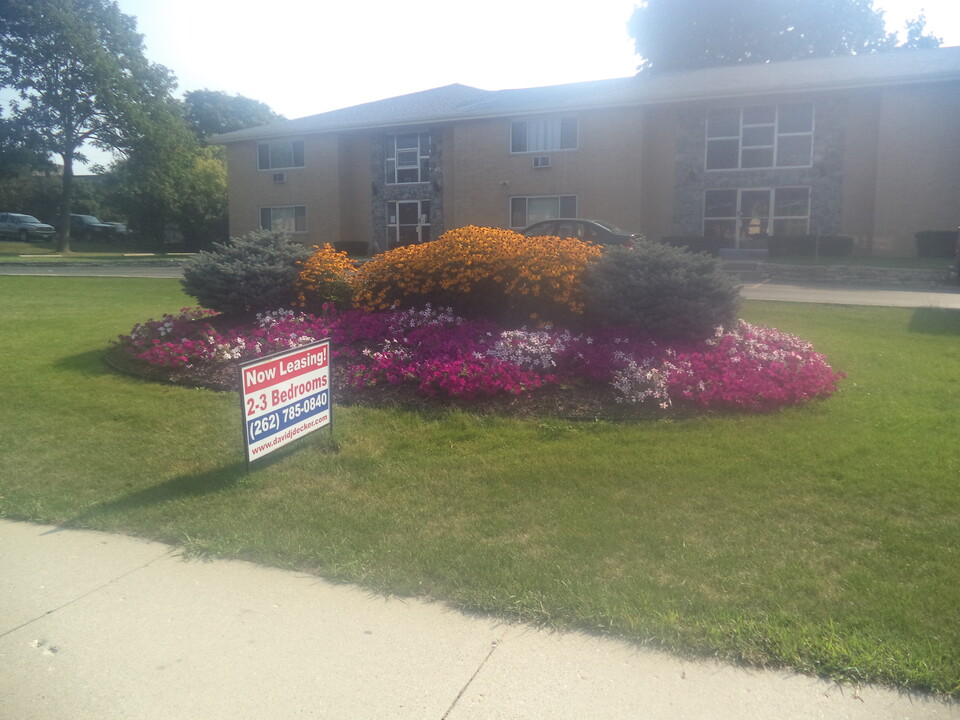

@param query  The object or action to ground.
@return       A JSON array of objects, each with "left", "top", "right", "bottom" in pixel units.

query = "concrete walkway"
[
  {"left": 2, "top": 520, "right": 956, "bottom": 719},
  {"left": 738, "top": 279, "right": 960, "bottom": 308}
]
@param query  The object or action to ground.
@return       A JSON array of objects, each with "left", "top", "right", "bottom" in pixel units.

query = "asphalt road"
[{"left": 2, "top": 263, "right": 960, "bottom": 308}]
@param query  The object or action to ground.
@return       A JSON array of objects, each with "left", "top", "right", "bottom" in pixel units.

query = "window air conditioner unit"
[
  {"left": 272, "top": 172, "right": 286, "bottom": 183},
  {"left": 532, "top": 156, "right": 551, "bottom": 169}
]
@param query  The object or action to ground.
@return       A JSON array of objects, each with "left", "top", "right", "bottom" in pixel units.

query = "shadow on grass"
[
  {"left": 64, "top": 461, "right": 248, "bottom": 529},
  {"left": 908, "top": 307, "right": 960, "bottom": 335},
  {"left": 54, "top": 348, "right": 118, "bottom": 378},
  {"left": 57, "top": 348, "right": 209, "bottom": 391}
]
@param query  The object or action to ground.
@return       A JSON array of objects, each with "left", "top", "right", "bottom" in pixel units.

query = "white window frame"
[
  {"left": 257, "top": 139, "right": 305, "bottom": 170},
  {"left": 509, "top": 195, "right": 577, "bottom": 228},
  {"left": 259, "top": 205, "right": 307, "bottom": 234},
  {"left": 703, "top": 187, "right": 810, "bottom": 247},
  {"left": 386, "top": 133, "right": 430, "bottom": 184},
  {"left": 510, "top": 117, "right": 578, "bottom": 154},
  {"left": 706, "top": 104, "right": 813, "bottom": 170}
]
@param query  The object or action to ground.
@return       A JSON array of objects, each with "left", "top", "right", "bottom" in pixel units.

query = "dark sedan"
[
  {"left": 0, "top": 213, "right": 56, "bottom": 241},
  {"left": 69, "top": 214, "right": 117, "bottom": 239},
  {"left": 520, "top": 219, "right": 642, "bottom": 249}
]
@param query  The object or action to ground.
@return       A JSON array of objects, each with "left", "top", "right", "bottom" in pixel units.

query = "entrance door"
[{"left": 387, "top": 200, "right": 431, "bottom": 249}]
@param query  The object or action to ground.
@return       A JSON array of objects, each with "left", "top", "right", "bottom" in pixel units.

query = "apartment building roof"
[{"left": 214, "top": 46, "right": 960, "bottom": 143}]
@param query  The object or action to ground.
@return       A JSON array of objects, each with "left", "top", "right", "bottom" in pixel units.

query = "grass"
[
  {"left": 1, "top": 276, "right": 958, "bottom": 697},
  {"left": 769, "top": 254, "right": 953, "bottom": 270},
  {"left": 0, "top": 237, "right": 194, "bottom": 261}
]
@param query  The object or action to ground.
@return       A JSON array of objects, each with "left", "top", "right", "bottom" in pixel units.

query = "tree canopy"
[
  {"left": 110, "top": 90, "right": 281, "bottom": 251},
  {"left": 183, "top": 89, "right": 283, "bottom": 141},
  {"left": 0, "top": 2, "right": 282, "bottom": 252},
  {"left": 106, "top": 94, "right": 218, "bottom": 250},
  {"left": 0, "top": 0, "right": 174, "bottom": 250},
  {"left": 0, "top": 112, "right": 54, "bottom": 179},
  {"left": 628, "top": 0, "right": 942, "bottom": 73}
]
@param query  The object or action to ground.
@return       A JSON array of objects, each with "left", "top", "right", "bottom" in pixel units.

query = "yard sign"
[{"left": 239, "top": 339, "right": 331, "bottom": 464}]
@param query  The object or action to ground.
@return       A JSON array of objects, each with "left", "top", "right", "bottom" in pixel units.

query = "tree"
[
  {"left": 106, "top": 96, "right": 202, "bottom": 248},
  {"left": 174, "top": 146, "right": 228, "bottom": 249},
  {"left": 111, "top": 90, "right": 278, "bottom": 251},
  {"left": 628, "top": 0, "right": 941, "bottom": 73},
  {"left": 0, "top": 0, "right": 174, "bottom": 251},
  {"left": 183, "top": 90, "right": 283, "bottom": 142},
  {"left": 110, "top": 135, "right": 229, "bottom": 252},
  {"left": 0, "top": 112, "right": 54, "bottom": 179},
  {"left": 0, "top": 170, "right": 61, "bottom": 223},
  {"left": 901, "top": 13, "right": 942, "bottom": 50},
  {"left": 1, "top": 111, "right": 109, "bottom": 223}
]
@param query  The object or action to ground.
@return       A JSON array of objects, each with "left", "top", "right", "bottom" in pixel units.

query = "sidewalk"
[
  {"left": 738, "top": 279, "right": 960, "bottom": 308},
  {"left": 2, "top": 520, "right": 957, "bottom": 719}
]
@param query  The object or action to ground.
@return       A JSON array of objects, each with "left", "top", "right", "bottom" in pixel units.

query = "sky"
[
  {"left": 34, "top": 0, "right": 960, "bottom": 169},
  {"left": 116, "top": 0, "right": 959, "bottom": 120}
]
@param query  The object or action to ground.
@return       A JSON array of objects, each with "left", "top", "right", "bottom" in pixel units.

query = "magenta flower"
[{"left": 117, "top": 308, "right": 843, "bottom": 411}]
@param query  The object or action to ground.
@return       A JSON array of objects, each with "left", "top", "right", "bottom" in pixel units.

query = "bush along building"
[{"left": 214, "top": 47, "right": 960, "bottom": 259}]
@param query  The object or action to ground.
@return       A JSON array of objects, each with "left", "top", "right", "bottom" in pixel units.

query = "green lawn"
[
  {"left": 0, "top": 237, "right": 193, "bottom": 260},
  {"left": 1, "top": 276, "right": 957, "bottom": 696},
  {"left": 768, "top": 254, "right": 952, "bottom": 270}
]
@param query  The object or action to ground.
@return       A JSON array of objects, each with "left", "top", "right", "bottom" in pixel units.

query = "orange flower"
[
  {"left": 296, "top": 244, "right": 358, "bottom": 312},
  {"left": 351, "top": 226, "right": 600, "bottom": 324}
]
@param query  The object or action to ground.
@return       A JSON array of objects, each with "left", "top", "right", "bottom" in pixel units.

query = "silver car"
[
  {"left": 521, "top": 219, "right": 642, "bottom": 249},
  {"left": 0, "top": 213, "right": 56, "bottom": 242}
]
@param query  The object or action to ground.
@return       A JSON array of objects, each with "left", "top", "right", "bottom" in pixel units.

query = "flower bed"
[{"left": 114, "top": 305, "right": 844, "bottom": 417}]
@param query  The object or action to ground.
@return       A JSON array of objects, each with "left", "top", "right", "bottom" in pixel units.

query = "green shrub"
[
  {"left": 915, "top": 230, "right": 958, "bottom": 258},
  {"left": 582, "top": 244, "right": 741, "bottom": 341},
  {"left": 181, "top": 229, "right": 312, "bottom": 317},
  {"left": 660, "top": 236, "right": 727, "bottom": 257}
]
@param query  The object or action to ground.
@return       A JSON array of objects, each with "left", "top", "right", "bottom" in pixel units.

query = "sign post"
[{"left": 239, "top": 339, "right": 332, "bottom": 465}]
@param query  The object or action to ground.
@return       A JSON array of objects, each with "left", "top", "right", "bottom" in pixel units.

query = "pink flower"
[{"left": 117, "top": 309, "right": 843, "bottom": 411}]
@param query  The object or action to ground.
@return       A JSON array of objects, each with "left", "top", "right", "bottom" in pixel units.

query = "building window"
[
  {"left": 387, "top": 200, "right": 431, "bottom": 248},
  {"left": 703, "top": 187, "right": 810, "bottom": 245},
  {"left": 258, "top": 140, "right": 305, "bottom": 170},
  {"left": 510, "top": 117, "right": 577, "bottom": 153},
  {"left": 510, "top": 195, "right": 577, "bottom": 228},
  {"left": 706, "top": 104, "right": 813, "bottom": 170},
  {"left": 260, "top": 205, "right": 307, "bottom": 233},
  {"left": 386, "top": 133, "right": 430, "bottom": 184}
]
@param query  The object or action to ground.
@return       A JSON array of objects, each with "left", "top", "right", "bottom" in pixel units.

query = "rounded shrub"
[
  {"left": 352, "top": 225, "right": 602, "bottom": 325},
  {"left": 582, "top": 244, "right": 741, "bottom": 341},
  {"left": 296, "top": 243, "right": 357, "bottom": 313},
  {"left": 181, "top": 229, "right": 312, "bottom": 317}
]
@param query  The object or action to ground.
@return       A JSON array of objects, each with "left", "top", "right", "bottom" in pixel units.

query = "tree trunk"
[{"left": 56, "top": 155, "right": 74, "bottom": 253}]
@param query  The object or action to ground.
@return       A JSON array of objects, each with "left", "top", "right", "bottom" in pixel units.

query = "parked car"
[
  {"left": 0, "top": 212, "right": 56, "bottom": 242},
  {"left": 104, "top": 221, "right": 129, "bottom": 236},
  {"left": 69, "top": 214, "right": 116, "bottom": 239},
  {"left": 520, "top": 219, "right": 642, "bottom": 249}
]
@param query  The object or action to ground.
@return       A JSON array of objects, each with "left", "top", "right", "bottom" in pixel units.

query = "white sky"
[
  {"left": 117, "top": 0, "right": 958, "bottom": 120},
  {"left": 54, "top": 0, "right": 960, "bottom": 169}
]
